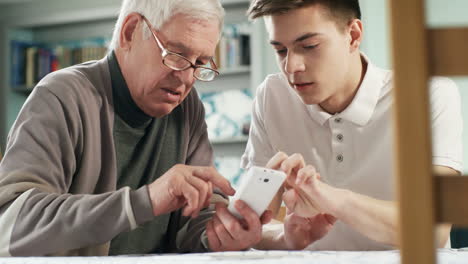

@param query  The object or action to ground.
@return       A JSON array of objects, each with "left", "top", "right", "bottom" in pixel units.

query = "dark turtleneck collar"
[{"left": 107, "top": 50, "right": 153, "bottom": 128}]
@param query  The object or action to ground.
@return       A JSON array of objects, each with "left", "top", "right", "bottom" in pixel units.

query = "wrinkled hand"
[
  {"left": 148, "top": 165, "right": 235, "bottom": 218},
  {"left": 283, "top": 209, "right": 337, "bottom": 250},
  {"left": 206, "top": 200, "right": 273, "bottom": 251}
]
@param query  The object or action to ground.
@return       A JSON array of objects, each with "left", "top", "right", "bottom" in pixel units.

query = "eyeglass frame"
[{"left": 140, "top": 15, "right": 220, "bottom": 82}]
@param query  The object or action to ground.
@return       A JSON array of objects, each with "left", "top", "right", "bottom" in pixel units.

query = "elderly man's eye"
[{"left": 196, "top": 60, "right": 210, "bottom": 66}]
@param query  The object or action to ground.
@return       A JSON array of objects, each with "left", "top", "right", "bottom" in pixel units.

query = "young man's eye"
[
  {"left": 276, "top": 49, "right": 287, "bottom": 55},
  {"left": 304, "top": 44, "right": 319, "bottom": 50}
]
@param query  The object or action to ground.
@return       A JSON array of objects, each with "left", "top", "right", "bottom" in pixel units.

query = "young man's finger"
[
  {"left": 323, "top": 213, "right": 337, "bottom": 225},
  {"left": 296, "top": 165, "right": 316, "bottom": 185},
  {"left": 282, "top": 189, "right": 298, "bottom": 213},
  {"left": 281, "top": 154, "right": 306, "bottom": 181},
  {"left": 266, "top": 151, "right": 289, "bottom": 170},
  {"left": 287, "top": 213, "right": 312, "bottom": 227}
]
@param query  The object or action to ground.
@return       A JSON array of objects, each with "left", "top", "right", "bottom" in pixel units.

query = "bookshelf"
[
  {"left": 211, "top": 136, "right": 249, "bottom": 145},
  {"left": 220, "top": 66, "right": 251, "bottom": 75},
  {"left": 0, "top": 0, "right": 278, "bottom": 176}
]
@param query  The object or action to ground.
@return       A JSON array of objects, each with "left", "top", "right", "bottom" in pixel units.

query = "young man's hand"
[
  {"left": 147, "top": 165, "right": 235, "bottom": 218},
  {"left": 278, "top": 153, "right": 342, "bottom": 218},
  {"left": 283, "top": 210, "right": 336, "bottom": 250}
]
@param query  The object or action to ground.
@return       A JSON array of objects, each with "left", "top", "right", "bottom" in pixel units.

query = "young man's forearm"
[
  {"left": 331, "top": 188, "right": 399, "bottom": 246},
  {"left": 331, "top": 187, "right": 450, "bottom": 247}
]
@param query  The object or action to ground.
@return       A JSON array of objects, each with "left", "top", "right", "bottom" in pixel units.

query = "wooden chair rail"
[{"left": 428, "top": 27, "right": 468, "bottom": 76}]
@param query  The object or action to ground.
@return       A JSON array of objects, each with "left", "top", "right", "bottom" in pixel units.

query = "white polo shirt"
[{"left": 240, "top": 54, "right": 463, "bottom": 250}]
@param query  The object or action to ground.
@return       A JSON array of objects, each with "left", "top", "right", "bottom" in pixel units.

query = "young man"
[
  {"left": 241, "top": 0, "right": 463, "bottom": 250},
  {"left": 0, "top": 0, "right": 270, "bottom": 256}
]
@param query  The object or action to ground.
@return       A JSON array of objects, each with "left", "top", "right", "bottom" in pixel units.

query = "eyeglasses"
[{"left": 141, "top": 15, "right": 219, "bottom": 82}]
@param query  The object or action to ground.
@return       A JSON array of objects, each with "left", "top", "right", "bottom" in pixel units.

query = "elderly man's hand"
[
  {"left": 148, "top": 165, "right": 235, "bottom": 218},
  {"left": 283, "top": 209, "right": 337, "bottom": 250},
  {"left": 206, "top": 200, "right": 273, "bottom": 251}
]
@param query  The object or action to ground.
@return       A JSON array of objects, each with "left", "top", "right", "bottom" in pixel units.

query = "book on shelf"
[
  {"left": 10, "top": 40, "right": 30, "bottom": 87},
  {"left": 25, "top": 46, "right": 37, "bottom": 88},
  {"left": 10, "top": 37, "right": 109, "bottom": 90},
  {"left": 214, "top": 23, "right": 252, "bottom": 71}
]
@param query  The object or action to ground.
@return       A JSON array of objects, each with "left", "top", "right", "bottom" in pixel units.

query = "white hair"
[{"left": 109, "top": 0, "right": 225, "bottom": 50}]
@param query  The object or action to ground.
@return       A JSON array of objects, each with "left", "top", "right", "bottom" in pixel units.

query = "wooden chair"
[{"left": 389, "top": 1, "right": 468, "bottom": 263}]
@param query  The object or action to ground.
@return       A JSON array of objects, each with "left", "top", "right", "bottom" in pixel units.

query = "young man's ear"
[
  {"left": 348, "top": 19, "right": 363, "bottom": 52},
  {"left": 119, "top": 13, "right": 141, "bottom": 51}
]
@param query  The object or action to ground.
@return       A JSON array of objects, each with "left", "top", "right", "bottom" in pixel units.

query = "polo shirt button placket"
[
  {"left": 330, "top": 117, "right": 346, "bottom": 178},
  {"left": 334, "top": 119, "right": 345, "bottom": 162},
  {"left": 336, "top": 154, "right": 344, "bottom": 163},
  {"left": 337, "top": 134, "right": 344, "bottom": 142}
]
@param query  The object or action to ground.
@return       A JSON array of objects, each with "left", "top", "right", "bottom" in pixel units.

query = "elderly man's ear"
[{"left": 119, "top": 13, "right": 141, "bottom": 50}]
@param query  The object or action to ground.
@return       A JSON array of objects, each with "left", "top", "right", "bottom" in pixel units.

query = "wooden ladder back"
[{"left": 389, "top": 1, "right": 468, "bottom": 264}]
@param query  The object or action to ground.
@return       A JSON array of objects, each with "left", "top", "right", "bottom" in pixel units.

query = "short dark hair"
[{"left": 248, "top": 0, "right": 361, "bottom": 29}]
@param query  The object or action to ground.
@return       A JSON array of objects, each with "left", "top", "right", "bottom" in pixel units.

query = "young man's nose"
[{"left": 285, "top": 52, "right": 306, "bottom": 74}]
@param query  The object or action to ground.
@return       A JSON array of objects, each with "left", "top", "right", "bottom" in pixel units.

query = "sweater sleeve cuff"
[{"left": 129, "top": 186, "right": 154, "bottom": 226}]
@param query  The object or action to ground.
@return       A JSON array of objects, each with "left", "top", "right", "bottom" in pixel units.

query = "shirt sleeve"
[
  {"left": 240, "top": 78, "right": 276, "bottom": 170},
  {"left": 429, "top": 77, "right": 463, "bottom": 172},
  {"left": 0, "top": 78, "right": 153, "bottom": 256}
]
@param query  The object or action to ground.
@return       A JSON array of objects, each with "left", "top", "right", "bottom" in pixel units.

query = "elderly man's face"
[{"left": 122, "top": 13, "right": 220, "bottom": 118}]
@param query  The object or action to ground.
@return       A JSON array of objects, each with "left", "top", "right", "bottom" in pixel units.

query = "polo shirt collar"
[{"left": 306, "top": 53, "right": 386, "bottom": 127}]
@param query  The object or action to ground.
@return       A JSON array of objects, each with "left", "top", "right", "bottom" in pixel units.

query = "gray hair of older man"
[{"left": 109, "top": 0, "right": 225, "bottom": 50}]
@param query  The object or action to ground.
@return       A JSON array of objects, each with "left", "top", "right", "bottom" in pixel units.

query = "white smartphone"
[{"left": 228, "top": 166, "right": 286, "bottom": 219}]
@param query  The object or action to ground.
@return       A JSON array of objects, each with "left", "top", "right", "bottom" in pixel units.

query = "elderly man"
[{"left": 0, "top": 0, "right": 270, "bottom": 256}]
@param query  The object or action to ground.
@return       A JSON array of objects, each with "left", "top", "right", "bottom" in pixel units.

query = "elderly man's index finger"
[{"left": 192, "top": 167, "right": 235, "bottom": 195}]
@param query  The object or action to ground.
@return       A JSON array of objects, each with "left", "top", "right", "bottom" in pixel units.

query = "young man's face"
[{"left": 264, "top": 4, "right": 357, "bottom": 105}]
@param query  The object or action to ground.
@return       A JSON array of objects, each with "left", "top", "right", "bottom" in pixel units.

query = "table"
[{"left": 1, "top": 249, "right": 467, "bottom": 264}]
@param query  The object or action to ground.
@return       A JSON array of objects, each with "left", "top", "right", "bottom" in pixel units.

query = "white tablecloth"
[{"left": 1, "top": 249, "right": 467, "bottom": 264}]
